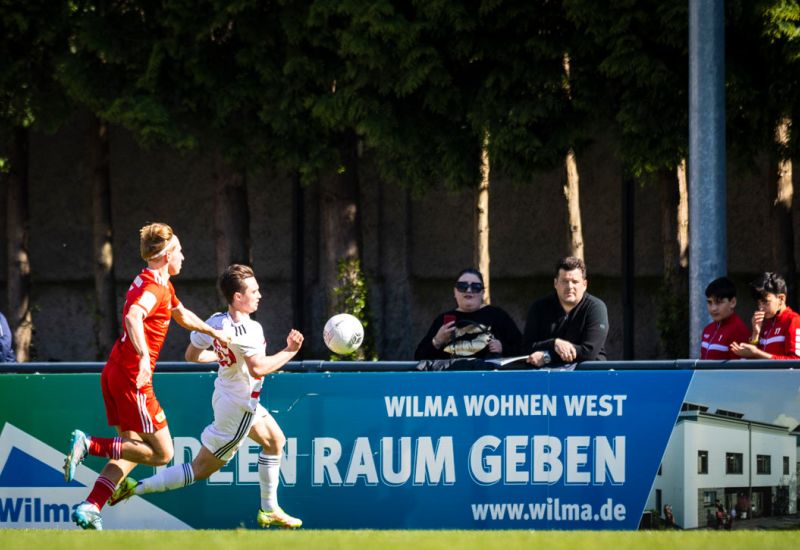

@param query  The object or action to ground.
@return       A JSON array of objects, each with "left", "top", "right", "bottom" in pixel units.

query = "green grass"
[{"left": 2, "top": 530, "right": 797, "bottom": 550}]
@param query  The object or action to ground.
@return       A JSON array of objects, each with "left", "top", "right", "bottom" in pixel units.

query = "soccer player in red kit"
[
  {"left": 731, "top": 272, "right": 800, "bottom": 360},
  {"left": 700, "top": 277, "right": 750, "bottom": 360},
  {"left": 64, "top": 222, "right": 229, "bottom": 530}
]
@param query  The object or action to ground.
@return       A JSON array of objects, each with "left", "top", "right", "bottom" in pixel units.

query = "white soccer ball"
[{"left": 323, "top": 313, "right": 365, "bottom": 355}]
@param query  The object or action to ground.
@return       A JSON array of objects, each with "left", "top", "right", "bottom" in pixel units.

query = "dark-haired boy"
[
  {"left": 700, "top": 277, "right": 750, "bottom": 360},
  {"left": 731, "top": 272, "right": 800, "bottom": 360}
]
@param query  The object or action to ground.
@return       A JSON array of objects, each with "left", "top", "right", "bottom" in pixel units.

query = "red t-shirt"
[
  {"left": 107, "top": 268, "right": 181, "bottom": 373},
  {"left": 757, "top": 306, "right": 800, "bottom": 360},
  {"left": 700, "top": 313, "right": 750, "bottom": 360}
]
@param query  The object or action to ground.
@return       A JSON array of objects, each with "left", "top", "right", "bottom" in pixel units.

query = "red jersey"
[
  {"left": 757, "top": 306, "right": 800, "bottom": 359},
  {"left": 107, "top": 268, "right": 181, "bottom": 372},
  {"left": 700, "top": 313, "right": 750, "bottom": 360}
]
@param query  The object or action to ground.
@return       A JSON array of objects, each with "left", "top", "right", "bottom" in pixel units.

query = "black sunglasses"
[{"left": 455, "top": 281, "right": 484, "bottom": 292}]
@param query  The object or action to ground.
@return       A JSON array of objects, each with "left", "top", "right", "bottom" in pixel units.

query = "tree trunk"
[
  {"left": 90, "top": 116, "right": 118, "bottom": 358},
  {"left": 474, "top": 131, "right": 491, "bottom": 303},
  {"left": 563, "top": 149, "right": 584, "bottom": 259},
  {"left": 213, "top": 151, "right": 252, "bottom": 274},
  {"left": 320, "top": 134, "right": 362, "bottom": 318},
  {"left": 772, "top": 116, "right": 796, "bottom": 306},
  {"left": 677, "top": 159, "right": 689, "bottom": 271},
  {"left": 6, "top": 127, "right": 32, "bottom": 361},
  {"left": 657, "top": 166, "right": 688, "bottom": 357},
  {"left": 561, "top": 53, "right": 584, "bottom": 260}
]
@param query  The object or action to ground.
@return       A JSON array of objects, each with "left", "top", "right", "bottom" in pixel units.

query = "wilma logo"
[{"left": 0, "top": 423, "right": 191, "bottom": 529}]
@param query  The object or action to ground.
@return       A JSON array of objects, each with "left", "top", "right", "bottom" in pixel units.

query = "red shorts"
[{"left": 101, "top": 360, "right": 168, "bottom": 433}]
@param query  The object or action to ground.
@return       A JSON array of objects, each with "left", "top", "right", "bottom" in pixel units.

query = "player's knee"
[
  {"left": 262, "top": 434, "right": 285, "bottom": 454},
  {"left": 152, "top": 449, "right": 174, "bottom": 466}
]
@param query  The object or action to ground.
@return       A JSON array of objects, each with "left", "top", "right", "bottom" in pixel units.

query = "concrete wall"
[{"left": 0, "top": 113, "right": 790, "bottom": 361}]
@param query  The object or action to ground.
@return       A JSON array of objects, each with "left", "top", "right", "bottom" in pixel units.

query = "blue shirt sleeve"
[{"left": 0, "top": 313, "right": 15, "bottom": 362}]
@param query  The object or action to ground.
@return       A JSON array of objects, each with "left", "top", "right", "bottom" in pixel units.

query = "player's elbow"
[
  {"left": 124, "top": 307, "right": 145, "bottom": 329},
  {"left": 184, "top": 346, "right": 200, "bottom": 362}
]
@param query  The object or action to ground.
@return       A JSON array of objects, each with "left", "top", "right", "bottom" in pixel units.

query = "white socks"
[
  {"left": 258, "top": 452, "right": 281, "bottom": 511},
  {"left": 136, "top": 463, "right": 195, "bottom": 495}
]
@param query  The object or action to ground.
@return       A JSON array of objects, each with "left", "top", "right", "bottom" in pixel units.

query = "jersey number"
[{"left": 213, "top": 339, "right": 236, "bottom": 367}]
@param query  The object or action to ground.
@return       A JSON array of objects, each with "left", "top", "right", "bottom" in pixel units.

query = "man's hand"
[
  {"left": 553, "top": 338, "right": 577, "bottom": 362},
  {"left": 286, "top": 329, "right": 304, "bottom": 352},
  {"left": 135, "top": 355, "right": 152, "bottom": 389},
  {"left": 213, "top": 328, "right": 232, "bottom": 346},
  {"left": 526, "top": 351, "right": 546, "bottom": 367}
]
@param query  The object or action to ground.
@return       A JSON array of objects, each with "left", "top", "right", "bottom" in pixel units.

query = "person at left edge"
[
  {"left": 63, "top": 222, "right": 230, "bottom": 530},
  {"left": 0, "top": 311, "right": 15, "bottom": 362}
]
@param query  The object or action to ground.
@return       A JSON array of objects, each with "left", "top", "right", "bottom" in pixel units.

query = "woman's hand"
[
  {"left": 432, "top": 321, "right": 456, "bottom": 349},
  {"left": 487, "top": 338, "right": 503, "bottom": 354}
]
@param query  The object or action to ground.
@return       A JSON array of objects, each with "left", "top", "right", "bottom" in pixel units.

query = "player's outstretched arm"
[
  {"left": 244, "top": 329, "right": 304, "bottom": 377},
  {"left": 172, "top": 304, "right": 231, "bottom": 344},
  {"left": 185, "top": 343, "right": 218, "bottom": 364}
]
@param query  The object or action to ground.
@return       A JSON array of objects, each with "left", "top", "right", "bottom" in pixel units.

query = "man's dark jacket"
[{"left": 522, "top": 292, "right": 608, "bottom": 364}]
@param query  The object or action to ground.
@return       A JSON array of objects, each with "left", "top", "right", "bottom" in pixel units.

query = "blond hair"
[{"left": 139, "top": 222, "right": 176, "bottom": 262}]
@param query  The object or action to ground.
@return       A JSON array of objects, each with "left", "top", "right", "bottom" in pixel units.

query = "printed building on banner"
[{"left": 647, "top": 402, "right": 798, "bottom": 529}]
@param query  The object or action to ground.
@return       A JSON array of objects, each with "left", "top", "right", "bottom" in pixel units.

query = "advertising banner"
[
  {"left": 0, "top": 369, "right": 701, "bottom": 530},
  {"left": 646, "top": 369, "right": 799, "bottom": 530}
]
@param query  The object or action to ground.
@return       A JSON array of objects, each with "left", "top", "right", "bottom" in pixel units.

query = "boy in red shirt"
[
  {"left": 700, "top": 277, "right": 750, "bottom": 360},
  {"left": 731, "top": 272, "right": 800, "bottom": 360}
]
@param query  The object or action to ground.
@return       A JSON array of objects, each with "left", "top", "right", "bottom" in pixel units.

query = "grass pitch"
[{"left": 2, "top": 530, "right": 796, "bottom": 550}]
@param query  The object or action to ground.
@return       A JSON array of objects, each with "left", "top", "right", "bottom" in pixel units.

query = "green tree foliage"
[
  {"left": 58, "top": 0, "right": 278, "bottom": 164},
  {"left": 564, "top": 0, "right": 689, "bottom": 179},
  {"left": 0, "top": 1, "right": 72, "bottom": 138},
  {"left": 301, "top": 0, "right": 589, "bottom": 192},
  {"left": 727, "top": 0, "right": 800, "bottom": 160},
  {"left": 331, "top": 258, "right": 376, "bottom": 360}
]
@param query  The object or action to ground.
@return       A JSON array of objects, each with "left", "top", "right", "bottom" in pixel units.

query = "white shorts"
[{"left": 201, "top": 392, "right": 267, "bottom": 462}]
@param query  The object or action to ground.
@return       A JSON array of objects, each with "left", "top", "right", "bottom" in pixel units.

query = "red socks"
[
  {"left": 86, "top": 475, "right": 116, "bottom": 510},
  {"left": 88, "top": 437, "right": 123, "bottom": 460}
]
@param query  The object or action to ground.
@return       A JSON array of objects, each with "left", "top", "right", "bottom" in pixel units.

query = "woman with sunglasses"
[{"left": 414, "top": 268, "right": 521, "bottom": 359}]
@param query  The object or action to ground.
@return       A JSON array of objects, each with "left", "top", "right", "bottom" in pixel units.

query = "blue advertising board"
[
  {"left": 0, "top": 368, "right": 699, "bottom": 530},
  {"left": 268, "top": 370, "right": 692, "bottom": 529}
]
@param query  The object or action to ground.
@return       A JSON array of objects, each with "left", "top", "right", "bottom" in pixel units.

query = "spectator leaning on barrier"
[
  {"left": 731, "top": 271, "right": 800, "bottom": 360},
  {"left": 523, "top": 256, "right": 608, "bottom": 367},
  {"left": 0, "top": 312, "right": 15, "bottom": 362},
  {"left": 414, "top": 268, "right": 522, "bottom": 360},
  {"left": 700, "top": 277, "right": 750, "bottom": 360}
]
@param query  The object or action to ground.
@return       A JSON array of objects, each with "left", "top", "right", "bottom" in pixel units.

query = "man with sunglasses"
[
  {"left": 523, "top": 256, "right": 608, "bottom": 367},
  {"left": 414, "top": 268, "right": 521, "bottom": 360}
]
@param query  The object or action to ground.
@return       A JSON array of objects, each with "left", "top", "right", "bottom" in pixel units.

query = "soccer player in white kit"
[{"left": 109, "top": 264, "right": 304, "bottom": 528}]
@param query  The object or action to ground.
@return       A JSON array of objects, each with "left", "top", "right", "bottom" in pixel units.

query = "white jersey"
[{"left": 190, "top": 311, "right": 266, "bottom": 412}]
